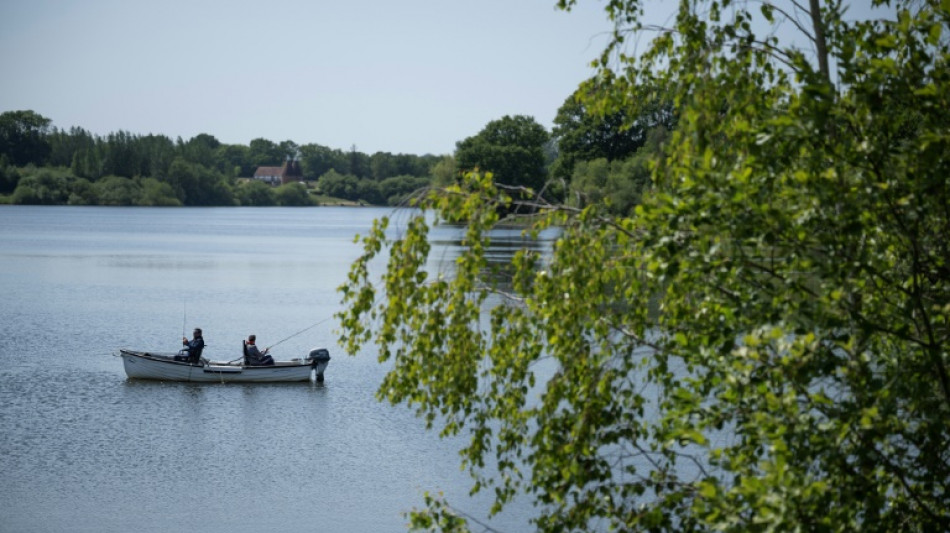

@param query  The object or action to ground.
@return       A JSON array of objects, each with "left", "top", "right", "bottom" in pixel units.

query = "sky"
[{"left": 0, "top": 0, "right": 622, "bottom": 156}]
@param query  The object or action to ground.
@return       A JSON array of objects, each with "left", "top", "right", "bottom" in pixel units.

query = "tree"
[
  {"left": 338, "top": 0, "right": 950, "bottom": 531},
  {"left": 104, "top": 130, "right": 145, "bottom": 178},
  {"left": 165, "top": 157, "right": 233, "bottom": 206},
  {"left": 354, "top": 178, "right": 383, "bottom": 205},
  {"left": 550, "top": 83, "right": 674, "bottom": 180},
  {"left": 140, "top": 134, "right": 177, "bottom": 177},
  {"left": 0, "top": 110, "right": 52, "bottom": 166},
  {"left": 47, "top": 126, "right": 96, "bottom": 168},
  {"left": 236, "top": 179, "right": 277, "bottom": 206},
  {"left": 348, "top": 145, "right": 371, "bottom": 179},
  {"left": 71, "top": 144, "right": 105, "bottom": 180},
  {"left": 455, "top": 115, "right": 549, "bottom": 190},
  {"left": 275, "top": 182, "right": 312, "bottom": 206},
  {"left": 429, "top": 155, "right": 457, "bottom": 187},
  {"left": 370, "top": 152, "right": 433, "bottom": 181},
  {"left": 11, "top": 170, "right": 70, "bottom": 205},
  {"left": 378, "top": 175, "right": 430, "bottom": 206},
  {"left": 299, "top": 143, "right": 350, "bottom": 179},
  {"left": 94, "top": 175, "right": 140, "bottom": 206},
  {"left": 0, "top": 155, "right": 19, "bottom": 193},
  {"left": 370, "top": 151, "right": 398, "bottom": 181},
  {"left": 180, "top": 133, "right": 222, "bottom": 168},
  {"left": 279, "top": 140, "right": 300, "bottom": 163},
  {"left": 569, "top": 127, "right": 668, "bottom": 215},
  {"left": 67, "top": 177, "right": 97, "bottom": 205},
  {"left": 214, "top": 143, "right": 252, "bottom": 177},
  {"left": 316, "top": 169, "right": 358, "bottom": 200},
  {"left": 248, "top": 137, "right": 284, "bottom": 167},
  {"left": 136, "top": 177, "right": 180, "bottom": 206}
]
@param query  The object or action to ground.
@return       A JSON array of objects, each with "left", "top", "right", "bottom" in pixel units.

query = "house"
[{"left": 253, "top": 160, "right": 303, "bottom": 186}]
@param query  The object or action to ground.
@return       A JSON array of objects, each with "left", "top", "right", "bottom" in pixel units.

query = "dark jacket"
[{"left": 183, "top": 337, "right": 205, "bottom": 362}]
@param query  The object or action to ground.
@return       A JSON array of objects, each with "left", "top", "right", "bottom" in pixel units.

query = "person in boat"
[
  {"left": 244, "top": 335, "right": 274, "bottom": 366},
  {"left": 175, "top": 328, "right": 205, "bottom": 363}
]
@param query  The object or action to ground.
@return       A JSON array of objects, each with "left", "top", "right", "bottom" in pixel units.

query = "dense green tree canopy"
[
  {"left": 339, "top": 0, "right": 950, "bottom": 531},
  {"left": 550, "top": 83, "right": 673, "bottom": 180},
  {"left": 248, "top": 137, "right": 285, "bottom": 167},
  {"left": 455, "top": 114, "right": 550, "bottom": 190},
  {"left": 0, "top": 110, "right": 52, "bottom": 167},
  {"left": 1, "top": 109, "right": 448, "bottom": 206},
  {"left": 235, "top": 179, "right": 276, "bottom": 206},
  {"left": 274, "top": 182, "right": 312, "bottom": 206},
  {"left": 299, "top": 143, "right": 350, "bottom": 179}
]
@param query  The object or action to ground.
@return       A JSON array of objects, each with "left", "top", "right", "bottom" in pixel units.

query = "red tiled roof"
[{"left": 254, "top": 166, "right": 283, "bottom": 177}]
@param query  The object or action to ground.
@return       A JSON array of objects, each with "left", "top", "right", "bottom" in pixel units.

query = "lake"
[{"left": 0, "top": 206, "right": 539, "bottom": 532}]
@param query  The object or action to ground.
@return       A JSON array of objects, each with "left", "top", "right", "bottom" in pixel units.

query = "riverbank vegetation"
[
  {"left": 339, "top": 0, "right": 950, "bottom": 531},
  {"left": 0, "top": 113, "right": 455, "bottom": 207},
  {"left": 1, "top": 74, "right": 669, "bottom": 210}
]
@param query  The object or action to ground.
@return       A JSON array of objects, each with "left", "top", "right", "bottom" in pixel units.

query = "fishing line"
[{"left": 266, "top": 315, "right": 336, "bottom": 351}]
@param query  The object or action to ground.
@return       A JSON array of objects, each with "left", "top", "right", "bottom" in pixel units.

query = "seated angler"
[
  {"left": 175, "top": 328, "right": 205, "bottom": 362},
  {"left": 244, "top": 335, "right": 274, "bottom": 366}
]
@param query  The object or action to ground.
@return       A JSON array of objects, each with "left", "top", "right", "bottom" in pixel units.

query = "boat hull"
[{"left": 119, "top": 350, "right": 329, "bottom": 383}]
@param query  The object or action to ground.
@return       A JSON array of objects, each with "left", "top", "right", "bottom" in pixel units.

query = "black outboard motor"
[{"left": 307, "top": 348, "right": 331, "bottom": 382}]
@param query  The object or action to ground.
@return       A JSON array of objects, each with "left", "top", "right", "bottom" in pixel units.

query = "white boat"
[{"left": 118, "top": 348, "right": 331, "bottom": 383}]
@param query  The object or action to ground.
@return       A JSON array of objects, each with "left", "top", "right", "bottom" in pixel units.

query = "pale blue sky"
[
  {"left": 1, "top": 0, "right": 622, "bottom": 155},
  {"left": 0, "top": 1, "right": 887, "bottom": 156}
]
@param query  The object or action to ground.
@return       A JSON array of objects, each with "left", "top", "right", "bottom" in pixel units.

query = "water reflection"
[{"left": 428, "top": 222, "right": 559, "bottom": 292}]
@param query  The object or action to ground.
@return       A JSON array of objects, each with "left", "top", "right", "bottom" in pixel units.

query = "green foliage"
[
  {"left": 94, "top": 175, "right": 181, "bottom": 206},
  {"left": 12, "top": 169, "right": 72, "bottom": 205},
  {"left": 406, "top": 492, "right": 470, "bottom": 532},
  {"left": 316, "top": 169, "right": 359, "bottom": 201},
  {"left": 179, "top": 133, "right": 221, "bottom": 169},
  {"left": 165, "top": 157, "right": 234, "bottom": 206},
  {"left": 550, "top": 83, "right": 673, "bottom": 181},
  {"left": 93, "top": 176, "right": 140, "bottom": 206},
  {"left": 429, "top": 155, "right": 457, "bottom": 187},
  {"left": 135, "top": 177, "right": 180, "bottom": 206},
  {"left": 379, "top": 175, "right": 430, "bottom": 206},
  {"left": 0, "top": 110, "right": 52, "bottom": 167},
  {"left": 6, "top": 113, "right": 441, "bottom": 206},
  {"left": 214, "top": 143, "right": 252, "bottom": 177},
  {"left": 316, "top": 169, "right": 426, "bottom": 206},
  {"left": 340, "top": 1, "right": 950, "bottom": 531},
  {"left": 568, "top": 127, "right": 666, "bottom": 215},
  {"left": 0, "top": 155, "right": 19, "bottom": 194},
  {"left": 455, "top": 115, "right": 549, "bottom": 190},
  {"left": 8, "top": 166, "right": 181, "bottom": 206},
  {"left": 248, "top": 137, "right": 285, "bottom": 167},
  {"left": 236, "top": 179, "right": 277, "bottom": 206},
  {"left": 274, "top": 182, "right": 313, "bottom": 206},
  {"left": 299, "top": 143, "right": 351, "bottom": 179},
  {"left": 67, "top": 176, "right": 98, "bottom": 205},
  {"left": 370, "top": 151, "right": 438, "bottom": 181}
]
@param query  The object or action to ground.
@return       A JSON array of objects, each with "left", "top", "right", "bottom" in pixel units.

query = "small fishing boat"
[{"left": 118, "top": 347, "right": 331, "bottom": 383}]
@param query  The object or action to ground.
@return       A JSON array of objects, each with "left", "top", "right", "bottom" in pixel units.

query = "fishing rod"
[
  {"left": 265, "top": 315, "right": 335, "bottom": 352},
  {"left": 220, "top": 316, "right": 334, "bottom": 364}
]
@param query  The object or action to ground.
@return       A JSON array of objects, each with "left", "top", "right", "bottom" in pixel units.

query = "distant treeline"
[
  {"left": 1, "top": 94, "right": 675, "bottom": 211},
  {"left": 0, "top": 110, "right": 454, "bottom": 207}
]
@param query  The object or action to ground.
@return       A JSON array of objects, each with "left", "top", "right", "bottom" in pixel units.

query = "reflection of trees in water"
[{"left": 427, "top": 224, "right": 559, "bottom": 294}]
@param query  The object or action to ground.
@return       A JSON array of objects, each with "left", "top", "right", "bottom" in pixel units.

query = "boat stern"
[{"left": 307, "top": 348, "right": 331, "bottom": 382}]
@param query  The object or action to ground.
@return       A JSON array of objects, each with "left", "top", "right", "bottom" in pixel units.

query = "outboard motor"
[{"left": 307, "top": 348, "right": 331, "bottom": 382}]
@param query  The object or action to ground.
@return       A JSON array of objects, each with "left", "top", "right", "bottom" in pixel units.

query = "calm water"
[{"left": 0, "top": 206, "right": 539, "bottom": 532}]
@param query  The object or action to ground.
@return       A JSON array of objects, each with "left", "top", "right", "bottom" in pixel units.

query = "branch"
[{"left": 758, "top": 0, "right": 819, "bottom": 46}]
